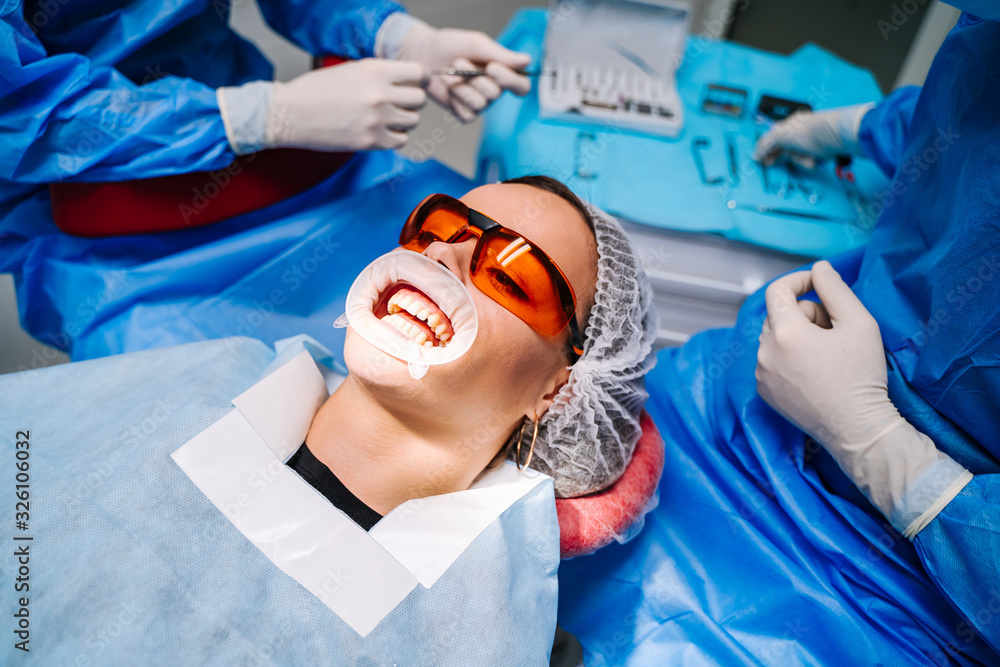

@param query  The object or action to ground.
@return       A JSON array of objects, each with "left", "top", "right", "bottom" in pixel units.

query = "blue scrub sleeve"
[
  {"left": 914, "top": 476, "right": 1000, "bottom": 654},
  {"left": 948, "top": 2, "right": 1000, "bottom": 20},
  {"left": 254, "top": 0, "right": 405, "bottom": 59},
  {"left": 0, "top": 11, "right": 236, "bottom": 184},
  {"left": 856, "top": 85, "right": 921, "bottom": 179}
]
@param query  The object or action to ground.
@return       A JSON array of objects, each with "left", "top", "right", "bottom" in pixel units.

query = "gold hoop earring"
[{"left": 516, "top": 417, "right": 539, "bottom": 471}]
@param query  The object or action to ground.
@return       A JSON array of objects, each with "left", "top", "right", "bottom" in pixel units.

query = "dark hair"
[{"left": 501, "top": 175, "right": 596, "bottom": 236}]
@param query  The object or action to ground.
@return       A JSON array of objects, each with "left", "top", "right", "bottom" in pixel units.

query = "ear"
[{"left": 529, "top": 364, "right": 571, "bottom": 421}]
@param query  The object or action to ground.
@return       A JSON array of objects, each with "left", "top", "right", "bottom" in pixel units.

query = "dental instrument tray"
[{"left": 539, "top": 0, "right": 690, "bottom": 138}]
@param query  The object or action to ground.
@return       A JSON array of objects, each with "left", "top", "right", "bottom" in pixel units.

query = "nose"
[{"left": 422, "top": 238, "right": 476, "bottom": 282}]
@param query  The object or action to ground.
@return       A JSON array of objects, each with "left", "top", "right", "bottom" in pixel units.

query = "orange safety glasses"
[{"left": 400, "top": 194, "right": 585, "bottom": 360}]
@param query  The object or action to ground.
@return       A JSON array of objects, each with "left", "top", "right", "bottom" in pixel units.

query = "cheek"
[
  {"left": 467, "top": 293, "right": 558, "bottom": 392},
  {"left": 474, "top": 291, "right": 532, "bottom": 351}
]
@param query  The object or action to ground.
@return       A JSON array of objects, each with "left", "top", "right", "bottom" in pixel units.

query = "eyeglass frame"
[{"left": 400, "top": 195, "right": 586, "bottom": 362}]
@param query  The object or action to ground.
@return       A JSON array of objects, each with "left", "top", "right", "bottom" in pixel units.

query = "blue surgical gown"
[
  {"left": 0, "top": 0, "right": 402, "bottom": 184},
  {"left": 853, "top": 9, "right": 1000, "bottom": 656},
  {"left": 0, "top": 0, "right": 407, "bottom": 356},
  {"left": 559, "top": 9, "right": 1000, "bottom": 664}
]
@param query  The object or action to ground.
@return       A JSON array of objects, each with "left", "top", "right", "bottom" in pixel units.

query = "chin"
[
  {"left": 342, "top": 328, "right": 412, "bottom": 388},
  {"left": 344, "top": 327, "right": 481, "bottom": 402}
]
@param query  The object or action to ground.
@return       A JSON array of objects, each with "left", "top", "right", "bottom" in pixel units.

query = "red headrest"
[
  {"left": 50, "top": 150, "right": 353, "bottom": 237},
  {"left": 555, "top": 411, "right": 664, "bottom": 558}
]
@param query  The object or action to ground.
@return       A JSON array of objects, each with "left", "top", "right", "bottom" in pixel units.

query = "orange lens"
[
  {"left": 400, "top": 194, "right": 579, "bottom": 341},
  {"left": 470, "top": 229, "right": 577, "bottom": 336},
  {"left": 399, "top": 195, "right": 471, "bottom": 251}
]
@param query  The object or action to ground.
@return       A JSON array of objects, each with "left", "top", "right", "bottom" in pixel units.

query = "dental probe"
[
  {"left": 429, "top": 68, "right": 548, "bottom": 77},
  {"left": 726, "top": 200, "right": 854, "bottom": 223}
]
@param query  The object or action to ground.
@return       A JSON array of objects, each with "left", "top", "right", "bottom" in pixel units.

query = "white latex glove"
[
  {"left": 756, "top": 261, "right": 971, "bottom": 536},
  {"left": 264, "top": 59, "right": 428, "bottom": 151},
  {"left": 393, "top": 19, "right": 532, "bottom": 123},
  {"left": 752, "top": 103, "right": 874, "bottom": 168}
]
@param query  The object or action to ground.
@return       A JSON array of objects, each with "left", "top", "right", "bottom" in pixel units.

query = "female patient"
[
  {"left": 301, "top": 175, "right": 657, "bottom": 523},
  {"left": 0, "top": 175, "right": 657, "bottom": 664}
]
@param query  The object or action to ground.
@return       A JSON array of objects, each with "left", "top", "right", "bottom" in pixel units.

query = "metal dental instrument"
[
  {"left": 724, "top": 132, "right": 740, "bottom": 186},
  {"left": 692, "top": 137, "right": 723, "bottom": 186},
  {"left": 785, "top": 159, "right": 821, "bottom": 204},
  {"left": 430, "top": 68, "right": 547, "bottom": 77},
  {"left": 753, "top": 123, "right": 772, "bottom": 193},
  {"left": 726, "top": 200, "right": 854, "bottom": 223}
]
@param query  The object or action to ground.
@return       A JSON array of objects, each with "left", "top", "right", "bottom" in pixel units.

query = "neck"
[{"left": 304, "top": 375, "right": 510, "bottom": 515}]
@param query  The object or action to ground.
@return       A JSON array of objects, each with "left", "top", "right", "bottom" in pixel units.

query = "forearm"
[
  {"left": 818, "top": 415, "right": 971, "bottom": 536},
  {"left": 2, "top": 46, "right": 235, "bottom": 182},
  {"left": 913, "top": 474, "right": 1000, "bottom": 654}
]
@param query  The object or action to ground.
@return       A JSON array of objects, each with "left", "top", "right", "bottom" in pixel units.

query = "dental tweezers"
[{"left": 430, "top": 68, "right": 547, "bottom": 77}]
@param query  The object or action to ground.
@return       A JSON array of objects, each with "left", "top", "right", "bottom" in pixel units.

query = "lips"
[
  {"left": 342, "top": 250, "right": 478, "bottom": 376},
  {"left": 374, "top": 283, "right": 456, "bottom": 347}
]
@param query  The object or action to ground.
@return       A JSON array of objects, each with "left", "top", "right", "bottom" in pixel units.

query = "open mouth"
[
  {"left": 343, "top": 250, "right": 478, "bottom": 377},
  {"left": 374, "top": 282, "right": 456, "bottom": 348}
]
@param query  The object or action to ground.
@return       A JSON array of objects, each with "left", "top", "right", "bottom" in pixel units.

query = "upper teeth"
[
  {"left": 388, "top": 292, "right": 433, "bottom": 320},
  {"left": 382, "top": 290, "right": 454, "bottom": 348}
]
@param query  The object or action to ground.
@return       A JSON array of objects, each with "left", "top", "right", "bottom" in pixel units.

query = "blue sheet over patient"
[{"left": 0, "top": 336, "right": 559, "bottom": 665}]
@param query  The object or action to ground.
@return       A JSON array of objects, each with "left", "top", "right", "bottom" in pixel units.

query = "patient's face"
[{"left": 344, "top": 182, "right": 598, "bottom": 439}]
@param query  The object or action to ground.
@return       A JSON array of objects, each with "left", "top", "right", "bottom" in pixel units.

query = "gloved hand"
[
  {"left": 390, "top": 18, "right": 532, "bottom": 123},
  {"left": 756, "top": 261, "right": 969, "bottom": 535},
  {"left": 265, "top": 59, "right": 428, "bottom": 151},
  {"left": 752, "top": 103, "right": 874, "bottom": 168}
]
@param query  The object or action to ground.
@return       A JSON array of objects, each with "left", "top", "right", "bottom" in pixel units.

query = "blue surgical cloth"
[
  {"left": 478, "top": 9, "right": 889, "bottom": 257},
  {"left": 853, "top": 10, "right": 1000, "bottom": 654},
  {"left": 943, "top": 1, "right": 1000, "bottom": 19},
  {"left": 558, "top": 11, "right": 1000, "bottom": 664},
  {"left": 0, "top": 335, "right": 559, "bottom": 664},
  {"left": 559, "top": 248, "right": 998, "bottom": 665},
  {"left": 0, "top": 0, "right": 403, "bottom": 184},
  {"left": 0, "top": 150, "right": 473, "bottom": 361}
]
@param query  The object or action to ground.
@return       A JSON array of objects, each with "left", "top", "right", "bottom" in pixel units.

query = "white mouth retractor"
[{"left": 335, "top": 251, "right": 478, "bottom": 379}]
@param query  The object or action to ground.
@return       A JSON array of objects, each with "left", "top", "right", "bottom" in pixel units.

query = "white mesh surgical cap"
[{"left": 516, "top": 202, "right": 659, "bottom": 498}]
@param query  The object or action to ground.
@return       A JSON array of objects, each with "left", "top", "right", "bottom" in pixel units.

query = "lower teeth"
[{"left": 381, "top": 313, "right": 447, "bottom": 347}]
